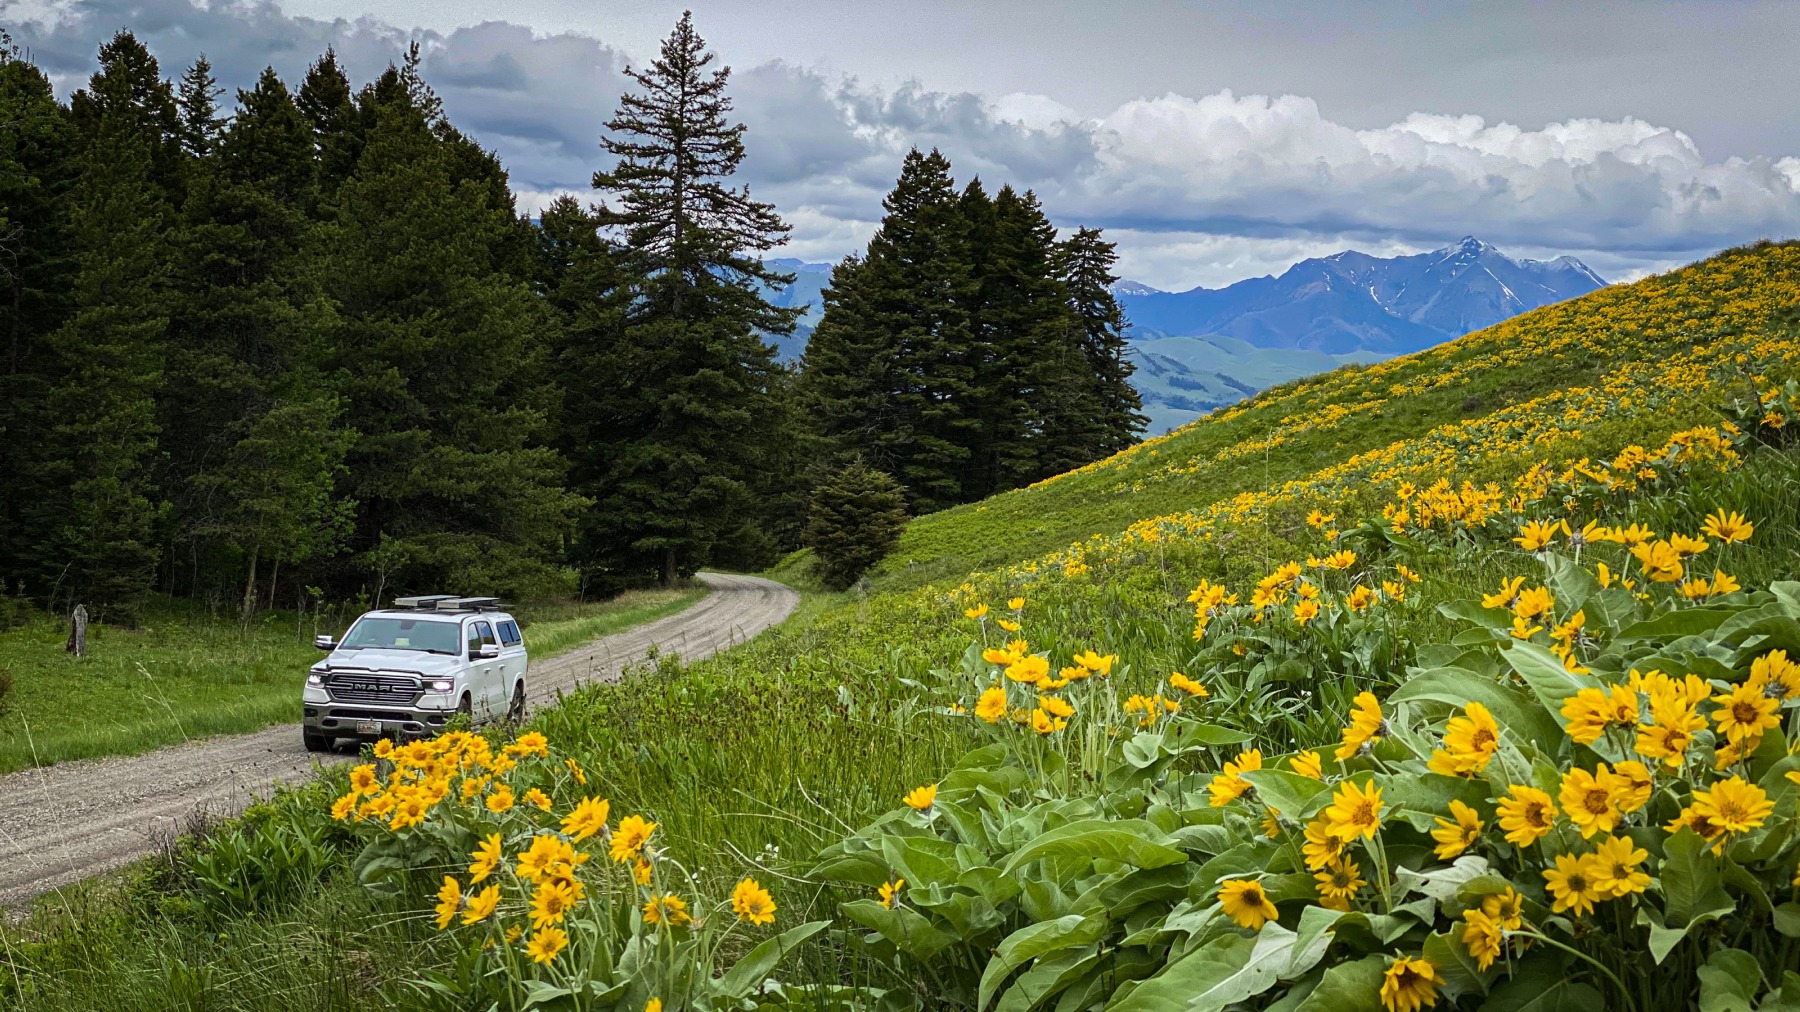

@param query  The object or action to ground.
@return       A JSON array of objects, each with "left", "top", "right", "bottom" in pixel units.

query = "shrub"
[{"left": 803, "top": 460, "right": 909, "bottom": 590}]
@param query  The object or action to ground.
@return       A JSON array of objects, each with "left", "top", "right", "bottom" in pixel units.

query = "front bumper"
[{"left": 303, "top": 695, "right": 457, "bottom": 739}]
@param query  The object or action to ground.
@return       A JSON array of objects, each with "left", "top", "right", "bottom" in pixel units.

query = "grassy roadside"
[{"left": 0, "top": 587, "right": 706, "bottom": 775}]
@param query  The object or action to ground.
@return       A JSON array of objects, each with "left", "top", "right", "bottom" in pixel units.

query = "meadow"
[
  {"left": 0, "top": 587, "right": 704, "bottom": 774},
  {"left": 5, "top": 241, "right": 1800, "bottom": 1010}
]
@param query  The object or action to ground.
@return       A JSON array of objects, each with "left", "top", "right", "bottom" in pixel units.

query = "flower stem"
[{"left": 1514, "top": 930, "right": 1637, "bottom": 1012}]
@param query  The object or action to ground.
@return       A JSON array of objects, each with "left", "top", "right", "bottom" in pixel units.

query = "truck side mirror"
[
  {"left": 478, "top": 643, "right": 501, "bottom": 659},
  {"left": 315, "top": 634, "right": 337, "bottom": 650}
]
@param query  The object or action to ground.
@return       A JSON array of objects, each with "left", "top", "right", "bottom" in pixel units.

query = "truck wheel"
[
  {"left": 507, "top": 682, "right": 526, "bottom": 723},
  {"left": 303, "top": 730, "right": 332, "bottom": 753}
]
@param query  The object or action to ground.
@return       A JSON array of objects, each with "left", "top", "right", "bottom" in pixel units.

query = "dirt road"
[{"left": 0, "top": 573, "right": 798, "bottom": 908}]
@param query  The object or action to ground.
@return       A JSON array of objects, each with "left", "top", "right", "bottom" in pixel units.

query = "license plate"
[{"left": 356, "top": 719, "right": 383, "bottom": 736}]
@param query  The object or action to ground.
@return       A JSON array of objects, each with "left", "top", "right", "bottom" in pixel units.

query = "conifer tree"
[
  {"left": 801, "top": 148, "right": 976, "bottom": 512},
  {"left": 326, "top": 66, "right": 579, "bottom": 596},
  {"left": 296, "top": 49, "right": 360, "bottom": 198},
  {"left": 175, "top": 55, "right": 224, "bottom": 158},
  {"left": 581, "top": 12, "right": 798, "bottom": 585},
  {"left": 164, "top": 66, "right": 342, "bottom": 606},
  {"left": 0, "top": 44, "right": 78, "bottom": 596},
  {"left": 69, "top": 32, "right": 183, "bottom": 201},
  {"left": 31, "top": 34, "right": 177, "bottom": 614},
  {"left": 1058, "top": 226, "right": 1145, "bottom": 455},
  {"left": 802, "top": 460, "right": 909, "bottom": 590},
  {"left": 968, "top": 185, "right": 1075, "bottom": 492}
]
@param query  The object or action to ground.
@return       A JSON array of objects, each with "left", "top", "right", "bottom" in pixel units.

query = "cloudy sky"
[{"left": 9, "top": 0, "right": 1800, "bottom": 289}]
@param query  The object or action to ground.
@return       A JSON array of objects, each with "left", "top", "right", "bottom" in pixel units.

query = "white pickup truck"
[{"left": 302, "top": 595, "right": 528, "bottom": 752}]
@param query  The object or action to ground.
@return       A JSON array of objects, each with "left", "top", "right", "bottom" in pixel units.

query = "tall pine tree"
[
  {"left": 800, "top": 148, "right": 977, "bottom": 512},
  {"left": 579, "top": 12, "right": 798, "bottom": 585},
  {"left": 164, "top": 66, "right": 348, "bottom": 610},
  {"left": 31, "top": 32, "right": 178, "bottom": 614},
  {"left": 326, "top": 64, "right": 579, "bottom": 597},
  {"left": 1058, "top": 226, "right": 1144, "bottom": 456},
  {"left": 0, "top": 42, "right": 78, "bottom": 597},
  {"left": 174, "top": 55, "right": 224, "bottom": 159}
]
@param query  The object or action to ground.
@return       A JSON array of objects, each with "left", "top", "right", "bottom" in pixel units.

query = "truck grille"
[{"left": 325, "top": 672, "right": 421, "bottom": 706}]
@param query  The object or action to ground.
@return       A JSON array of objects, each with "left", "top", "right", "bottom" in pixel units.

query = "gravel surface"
[{"left": 0, "top": 572, "right": 798, "bottom": 908}]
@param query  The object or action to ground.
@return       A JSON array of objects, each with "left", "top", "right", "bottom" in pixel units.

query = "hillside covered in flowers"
[{"left": 11, "top": 241, "right": 1800, "bottom": 1011}]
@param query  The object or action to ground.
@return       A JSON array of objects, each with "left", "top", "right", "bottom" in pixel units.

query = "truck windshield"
[{"left": 340, "top": 617, "right": 461, "bottom": 654}]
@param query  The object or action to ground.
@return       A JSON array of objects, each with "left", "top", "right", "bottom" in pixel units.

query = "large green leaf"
[
  {"left": 1000, "top": 819, "right": 1187, "bottom": 877},
  {"left": 1382, "top": 773, "right": 1495, "bottom": 834},
  {"left": 1439, "top": 599, "right": 1512, "bottom": 632},
  {"left": 1240, "top": 769, "right": 1333, "bottom": 820},
  {"left": 1423, "top": 929, "right": 1493, "bottom": 1000},
  {"left": 880, "top": 835, "right": 963, "bottom": 890},
  {"left": 1103, "top": 933, "right": 1255, "bottom": 1011},
  {"left": 1498, "top": 640, "right": 1601, "bottom": 724},
  {"left": 1774, "top": 902, "right": 1800, "bottom": 938},
  {"left": 1617, "top": 606, "right": 1740, "bottom": 643},
  {"left": 978, "top": 914, "right": 1109, "bottom": 1012},
  {"left": 1389, "top": 667, "right": 1564, "bottom": 752},
  {"left": 716, "top": 920, "right": 831, "bottom": 999},
  {"left": 841, "top": 899, "right": 958, "bottom": 959},
  {"left": 1291, "top": 954, "right": 1386, "bottom": 1012},
  {"left": 1696, "top": 948, "right": 1760, "bottom": 1012},
  {"left": 995, "top": 948, "right": 1101, "bottom": 1012},
  {"left": 1649, "top": 830, "right": 1739, "bottom": 963},
  {"left": 1180, "top": 724, "right": 1257, "bottom": 747},
  {"left": 1543, "top": 554, "right": 1602, "bottom": 618}
]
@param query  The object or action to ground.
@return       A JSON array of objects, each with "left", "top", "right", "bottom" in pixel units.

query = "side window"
[
  {"left": 476, "top": 621, "right": 497, "bottom": 647},
  {"left": 500, "top": 621, "right": 522, "bottom": 646},
  {"left": 465, "top": 623, "right": 482, "bottom": 658}
]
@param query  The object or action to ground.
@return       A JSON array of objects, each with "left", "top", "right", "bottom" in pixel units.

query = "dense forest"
[{"left": 0, "top": 17, "right": 1141, "bottom": 619}]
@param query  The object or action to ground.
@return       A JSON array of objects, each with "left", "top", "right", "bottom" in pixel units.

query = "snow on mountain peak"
[{"left": 1111, "top": 279, "right": 1165, "bottom": 296}]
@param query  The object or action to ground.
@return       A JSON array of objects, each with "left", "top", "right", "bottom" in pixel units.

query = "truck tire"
[
  {"left": 507, "top": 681, "right": 526, "bottom": 724},
  {"left": 303, "top": 730, "right": 332, "bottom": 753}
]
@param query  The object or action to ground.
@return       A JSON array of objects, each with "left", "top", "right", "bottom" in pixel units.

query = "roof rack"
[
  {"left": 448, "top": 597, "right": 503, "bottom": 612},
  {"left": 391, "top": 595, "right": 505, "bottom": 613},
  {"left": 393, "top": 594, "right": 459, "bottom": 611}
]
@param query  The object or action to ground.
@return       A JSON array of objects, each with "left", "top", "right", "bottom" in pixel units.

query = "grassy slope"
[
  {"left": 880, "top": 241, "right": 1800, "bottom": 587},
  {"left": 8, "top": 242, "right": 1800, "bottom": 1009},
  {"left": 0, "top": 587, "right": 705, "bottom": 774}
]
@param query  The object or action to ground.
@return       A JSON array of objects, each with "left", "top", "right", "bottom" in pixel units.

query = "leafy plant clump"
[
  {"left": 806, "top": 420, "right": 1800, "bottom": 1010},
  {"left": 804, "top": 460, "right": 910, "bottom": 590}
]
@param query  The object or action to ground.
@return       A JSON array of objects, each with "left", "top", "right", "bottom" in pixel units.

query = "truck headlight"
[
  {"left": 430, "top": 679, "right": 453, "bottom": 693},
  {"left": 307, "top": 673, "right": 323, "bottom": 687}
]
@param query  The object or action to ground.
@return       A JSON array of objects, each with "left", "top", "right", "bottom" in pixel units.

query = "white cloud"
[{"left": 12, "top": 1, "right": 1799, "bottom": 288}]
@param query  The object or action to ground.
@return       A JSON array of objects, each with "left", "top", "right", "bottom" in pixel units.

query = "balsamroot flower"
[
  {"left": 1379, "top": 955, "right": 1443, "bottom": 1012},
  {"left": 732, "top": 877, "right": 776, "bottom": 926},
  {"left": 1218, "top": 878, "right": 1278, "bottom": 930}
]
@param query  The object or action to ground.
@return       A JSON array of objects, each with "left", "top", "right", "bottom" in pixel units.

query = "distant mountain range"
[
  {"left": 761, "top": 258, "right": 831, "bottom": 359},
  {"left": 759, "top": 237, "right": 1607, "bottom": 433},
  {"left": 1114, "top": 237, "right": 1606, "bottom": 355}
]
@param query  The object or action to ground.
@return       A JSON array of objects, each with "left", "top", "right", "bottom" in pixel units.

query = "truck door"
[{"left": 473, "top": 620, "right": 500, "bottom": 718}]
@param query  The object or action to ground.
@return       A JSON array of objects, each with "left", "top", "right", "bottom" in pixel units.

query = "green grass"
[
  {"left": 0, "top": 587, "right": 707, "bottom": 775},
  {"left": 6, "top": 243, "right": 1800, "bottom": 1009}
]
